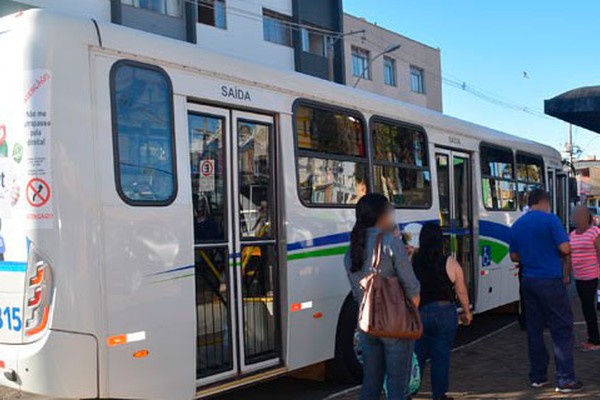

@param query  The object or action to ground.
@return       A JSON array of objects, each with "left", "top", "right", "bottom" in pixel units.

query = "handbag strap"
[{"left": 371, "top": 233, "right": 384, "bottom": 273}]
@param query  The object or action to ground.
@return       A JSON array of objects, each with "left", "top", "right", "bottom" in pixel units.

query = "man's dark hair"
[{"left": 528, "top": 188, "right": 551, "bottom": 208}]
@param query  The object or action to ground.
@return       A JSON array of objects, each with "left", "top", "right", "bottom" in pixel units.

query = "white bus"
[{"left": 0, "top": 10, "right": 569, "bottom": 400}]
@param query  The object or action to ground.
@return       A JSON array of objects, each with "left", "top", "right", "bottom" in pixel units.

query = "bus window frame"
[
  {"left": 292, "top": 99, "right": 370, "bottom": 209},
  {"left": 369, "top": 115, "right": 432, "bottom": 210},
  {"left": 110, "top": 59, "right": 178, "bottom": 207},
  {"left": 479, "top": 142, "right": 516, "bottom": 212},
  {"left": 516, "top": 151, "right": 545, "bottom": 210}
]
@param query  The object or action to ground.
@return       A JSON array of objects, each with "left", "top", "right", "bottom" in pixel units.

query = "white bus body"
[{"left": 0, "top": 10, "right": 567, "bottom": 399}]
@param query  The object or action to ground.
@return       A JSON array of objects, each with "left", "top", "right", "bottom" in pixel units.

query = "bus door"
[
  {"left": 435, "top": 149, "right": 475, "bottom": 303},
  {"left": 187, "top": 104, "right": 280, "bottom": 386}
]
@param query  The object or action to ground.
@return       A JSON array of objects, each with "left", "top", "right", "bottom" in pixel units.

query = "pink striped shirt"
[{"left": 569, "top": 226, "right": 600, "bottom": 280}]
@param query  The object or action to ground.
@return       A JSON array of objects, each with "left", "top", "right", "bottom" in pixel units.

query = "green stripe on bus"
[
  {"left": 479, "top": 238, "right": 509, "bottom": 264},
  {"left": 287, "top": 245, "right": 348, "bottom": 261}
]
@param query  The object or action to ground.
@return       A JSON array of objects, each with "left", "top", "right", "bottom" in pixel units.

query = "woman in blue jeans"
[
  {"left": 345, "top": 193, "right": 421, "bottom": 400},
  {"left": 413, "top": 223, "right": 472, "bottom": 400}
]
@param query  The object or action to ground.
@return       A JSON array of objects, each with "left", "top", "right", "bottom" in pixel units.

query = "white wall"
[
  {"left": 11, "top": 0, "right": 110, "bottom": 21},
  {"left": 196, "top": 0, "right": 295, "bottom": 71}
]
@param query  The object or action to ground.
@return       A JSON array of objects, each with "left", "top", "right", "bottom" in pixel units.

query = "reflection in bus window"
[
  {"left": 238, "top": 121, "right": 272, "bottom": 239},
  {"left": 372, "top": 120, "right": 431, "bottom": 207},
  {"left": 189, "top": 113, "right": 226, "bottom": 242},
  {"left": 480, "top": 144, "right": 515, "bottom": 210},
  {"left": 516, "top": 153, "right": 545, "bottom": 210},
  {"left": 111, "top": 62, "right": 175, "bottom": 204},
  {"left": 298, "top": 157, "right": 368, "bottom": 205},
  {"left": 294, "top": 104, "right": 368, "bottom": 206}
]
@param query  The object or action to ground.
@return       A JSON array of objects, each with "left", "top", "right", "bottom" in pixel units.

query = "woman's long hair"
[
  {"left": 350, "top": 193, "right": 390, "bottom": 273},
  {"left": 413, "top": 222, "right": 445, "bottom": 273}
]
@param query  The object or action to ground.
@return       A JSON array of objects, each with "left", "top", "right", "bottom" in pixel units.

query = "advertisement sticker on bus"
[{"left": 22, "top": 69, "right": 53, "bottom": 228}]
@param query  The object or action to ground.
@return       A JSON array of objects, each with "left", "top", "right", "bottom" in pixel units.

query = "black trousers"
[{"left": 575, "top": 278, "right": 600, "bottom": 345}]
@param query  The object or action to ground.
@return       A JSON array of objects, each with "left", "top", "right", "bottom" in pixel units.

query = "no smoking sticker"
[{"left": 26, "top": 178, "right": 51, "bottom": 208}]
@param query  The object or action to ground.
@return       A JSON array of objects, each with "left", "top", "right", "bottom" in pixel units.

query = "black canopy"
[{"left": 545, "top": 86, "right": 600, "bottom": 133}]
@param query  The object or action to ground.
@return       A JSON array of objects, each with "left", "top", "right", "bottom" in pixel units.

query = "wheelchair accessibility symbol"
[{"left": 482, "top": 245, "right": 492, "bottom": 267}]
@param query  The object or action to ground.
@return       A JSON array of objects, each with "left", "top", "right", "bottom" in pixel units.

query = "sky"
[{"left": 344, "top": 0, "right": 600, "bottom": 159}]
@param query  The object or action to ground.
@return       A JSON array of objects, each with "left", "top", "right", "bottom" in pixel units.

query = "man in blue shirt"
[{"left": 509, "top": 188, "right": 581, "bottom": 393}]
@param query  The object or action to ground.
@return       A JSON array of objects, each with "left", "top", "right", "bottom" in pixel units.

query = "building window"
[
  {"left": 480, "top": 144, "right": 516, "bottom": 211},
  {"left": 372, "top": 120, "right": 431, "bottom": 208},
  {"left": 352, "top": 46, "right": 370, "bottom": 79},
  {"left": 410, "top": 66, "right": 425, "bottom": 94},
  {"left": 301, "top": 28, "right": 329, "bottom": 57},
  {"left": 295, "top": 104, "right": 368, "bottom": 206},
  {"left": 122, "top": 0, "right": 182, "bottom": 17},
  {"left": 198, "top": 0, "right": 226, "bottom": 29},
  {"left": 516, "top": 153, "right": 545, "bottom": 210},
  {"left": 110, "top": 61, "right": 177, "bottom": 206},
  {"left": 263, "top": 9, "right": 292, "bottom": 47},
  {"left": 383, "top": 57, "right": 396, "bottom": 86}
]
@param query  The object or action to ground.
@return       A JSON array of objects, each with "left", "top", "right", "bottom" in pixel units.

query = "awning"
[{"left": 545, "top": 86, "right": 600, "bottom": 133}]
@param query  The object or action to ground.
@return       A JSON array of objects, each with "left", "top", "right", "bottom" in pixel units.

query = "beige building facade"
[{"left": 343, "top": 13, "right": 443, "bottom": 112}]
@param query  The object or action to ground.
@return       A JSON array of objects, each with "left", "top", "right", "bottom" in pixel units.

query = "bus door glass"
[
  {"left": 548, "top": 169, "right": 555, "bottom": 213},
  {"left": 436, "top": 149, "right": 475, "bottom": 302},
  {"left": 557, "top": 171, "right": 568, "bottom": 228},
  {"left": 188, "top": 105, "right": 280, "bottom": 385}
]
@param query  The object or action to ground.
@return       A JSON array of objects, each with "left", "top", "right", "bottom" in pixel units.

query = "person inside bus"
[
  {"left": 566, "top": 205, "right": 600, "bottom": 351},
  {"left": 509, "top": 189, "right": 582, "bottom": 393},
  {"left": 413, "top": 222, "right": 472, "bottom": 400},
  {"left": 345, "top": 193, "right": 420, "bottom": 400}
]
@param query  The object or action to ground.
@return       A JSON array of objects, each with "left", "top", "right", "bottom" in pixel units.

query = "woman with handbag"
[
  {"left": 413, "top": 223, "right": 472, "bottom": 400},
  {"left": 345, "top": 193, "right": 421, "bottom": 400}
]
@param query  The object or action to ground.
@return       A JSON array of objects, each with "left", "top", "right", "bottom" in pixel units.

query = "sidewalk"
[{"left": 334, "top": 300, "right": 600, "bottom": 400}]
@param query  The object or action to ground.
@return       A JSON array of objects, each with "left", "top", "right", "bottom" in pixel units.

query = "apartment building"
[
  {"left": 1, "top": 0, "right": 346, "bottom": 83},
  {"left": 344, "top": 14, "right": 443, "bottom": 112}
]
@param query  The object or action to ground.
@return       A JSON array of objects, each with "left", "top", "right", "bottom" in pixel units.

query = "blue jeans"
[
  {"left": 359, "top": 332, "right": 413, "bottom": 400},
  {"left": 415, "top": 302, "right": 458, "bottom": 399},
  {"left": 522, "top": 277, "right": 576, "bottom": 386}
]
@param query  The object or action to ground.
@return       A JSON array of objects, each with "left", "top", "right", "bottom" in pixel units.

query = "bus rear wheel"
[{"left": 329, "top": 294, "right": 363, "bottom": 384}]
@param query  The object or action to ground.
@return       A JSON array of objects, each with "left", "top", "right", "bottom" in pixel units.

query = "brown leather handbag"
[{"left": 357, "top": 233, "right": 423, "bottom": 339}]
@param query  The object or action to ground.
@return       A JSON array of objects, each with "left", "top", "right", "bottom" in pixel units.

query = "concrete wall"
[
  {"left": 344, "top": 14, "right": 443, "bottom": 112},
  {"left": 5, "top": 0, "right": 110, "bottom": 20},
  {"left": 196, "top": 0, "right": 295, "bottom": 71}
]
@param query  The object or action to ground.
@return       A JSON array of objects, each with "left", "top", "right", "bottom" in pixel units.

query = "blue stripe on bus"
[
  {"left": 479, "top": 220, "right": 511, "bottom": 243},
  {"left": 0, "top": 261, "right": 27, "bottom": 273}
]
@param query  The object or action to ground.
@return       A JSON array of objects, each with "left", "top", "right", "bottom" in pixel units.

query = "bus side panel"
[{"left": 93, "top": 55, "right": 195, "bottom": 400}]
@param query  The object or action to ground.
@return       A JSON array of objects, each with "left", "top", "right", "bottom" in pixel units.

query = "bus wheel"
[{"left": 329, "top": 294, "right": 363, "bottom": 383}]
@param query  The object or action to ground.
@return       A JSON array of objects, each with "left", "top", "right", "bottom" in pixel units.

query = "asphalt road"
[{"left": 0, "top": 310, "right": 517, "bottom": 400}]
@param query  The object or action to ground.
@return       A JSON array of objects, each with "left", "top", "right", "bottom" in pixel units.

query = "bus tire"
[{"left": 329, "top": 293, "right": 363, "bottom": 384}]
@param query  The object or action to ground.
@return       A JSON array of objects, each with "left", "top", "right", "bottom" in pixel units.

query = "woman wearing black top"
[{"left": 413, "top": 223, "right": 472, "bottom": 400}]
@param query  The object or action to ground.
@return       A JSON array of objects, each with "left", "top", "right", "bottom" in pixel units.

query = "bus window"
[
  {"left": 371, "top": 119, "right": 431, "bottom": 208},
  {"left": 480, "top": 144, "right": 516, "bottom": 210},
  {"left": 294, "top": 103, "right": 368, "bottom": 206},
  {"left": 516, "top": 152, "right": 545, "bottom": 209},
  {"left": 111, "top": 61, "right": 176, "bottom": 205},
  {"left": 189, "top": 113, "right": 226, "bottom": 242}
]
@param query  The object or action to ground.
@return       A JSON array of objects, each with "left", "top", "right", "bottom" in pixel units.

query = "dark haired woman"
[
  {"left": 413, "top": 223, "right": 472, "bottom": 400},
  {"left": 345, "top": 193, "right": 421, "bottom": 400}
]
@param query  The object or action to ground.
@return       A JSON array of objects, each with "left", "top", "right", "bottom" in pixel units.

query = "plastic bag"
[{"left": 409, "top": 352, "right": 421, "bottom": 395}]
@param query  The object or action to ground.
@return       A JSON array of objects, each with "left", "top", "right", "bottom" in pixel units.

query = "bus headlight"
[{"left": 23, "top": 245, "right": 53, "bottom": 341}]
